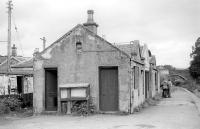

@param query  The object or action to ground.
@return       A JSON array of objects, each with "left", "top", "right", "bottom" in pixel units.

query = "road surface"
[{"left": 0, "top": 87, "right": 200, "bottom": 129}]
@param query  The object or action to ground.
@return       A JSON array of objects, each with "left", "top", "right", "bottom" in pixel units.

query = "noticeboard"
[{"left": 60, "top": 83, "right": 89, "bottom": 100}]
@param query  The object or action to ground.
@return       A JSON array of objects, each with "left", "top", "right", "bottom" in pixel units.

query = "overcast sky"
[{"left": 0, "top": 0, "right": 199, "bottom": 68}]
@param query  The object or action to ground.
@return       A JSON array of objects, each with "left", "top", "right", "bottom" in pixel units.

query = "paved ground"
[{"left": 0, "top": 87, "right": 200, "bottom": 129}]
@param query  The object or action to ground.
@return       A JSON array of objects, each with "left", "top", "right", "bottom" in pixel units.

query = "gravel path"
[{"left": 1, "top": 87, "right": 200, "bottom": 129}]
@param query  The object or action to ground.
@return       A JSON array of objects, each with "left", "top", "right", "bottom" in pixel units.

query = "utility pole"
[
  {"left": 40, "top": 37, "right": 46, "bottom": 50},
  {"left": 7, "top": 0, "right": 13, "bottom": 73}
]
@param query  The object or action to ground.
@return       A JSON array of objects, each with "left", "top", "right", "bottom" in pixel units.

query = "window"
[{"left": 76, "top": 42, "right": 82, "bottom": 53}]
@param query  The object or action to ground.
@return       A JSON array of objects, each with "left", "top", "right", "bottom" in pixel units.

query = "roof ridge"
[{"left": 81, "top": 25, "right": 130, "bottom": 58}]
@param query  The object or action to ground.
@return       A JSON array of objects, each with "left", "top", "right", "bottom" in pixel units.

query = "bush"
[
  {"left": 0, "top": 102, "right": 9, "bottom": 114},
  {"left": 0, "top": 96, "right": 22, "bottom": 114},
  {"left": 71, "top": 99, "right": 95, "bottom": 116},
  {"left": 189, "top": 38, "right": 200, "bottom": 80}
]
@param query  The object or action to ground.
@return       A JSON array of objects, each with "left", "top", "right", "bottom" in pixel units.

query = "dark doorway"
[
  {"left": 45, "top": 68, "right": 58, "bottom": 111},
  {"left": 99, "top": 67, "right": 118, "bottom": 111},
  {"left": 145, "top": 71, "right": 149, "bottom": 99},
  {"left": 17, "top": 76, "right": 23, "bottom": 94}
]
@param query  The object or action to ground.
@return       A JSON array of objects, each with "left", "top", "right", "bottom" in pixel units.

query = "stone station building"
[{"left": 33, "top": 10, "right": 160, "bottom": 114}]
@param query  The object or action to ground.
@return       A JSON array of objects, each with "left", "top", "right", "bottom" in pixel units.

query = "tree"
[{"left": 189, "top": 37, "right": 200, "bottom": 81}]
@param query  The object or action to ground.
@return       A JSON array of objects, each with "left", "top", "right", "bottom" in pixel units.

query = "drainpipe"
[
  {"left": 129, "top": 41, "right": 134, "bottom": 113},
  {"left": 129, "top": 58, "right": 132, "bottom": 113}
]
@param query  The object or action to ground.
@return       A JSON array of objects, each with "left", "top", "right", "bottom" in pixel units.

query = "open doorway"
[
  {"left": 45, "top": 68, "right": 58, "bottom": 111},
  {"left": 17, "top": 76, "right": 23, "bottom": 94}
]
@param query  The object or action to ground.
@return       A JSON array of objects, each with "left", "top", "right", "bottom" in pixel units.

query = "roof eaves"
[
  {"left": 39, "top": 24, "right": 82, "bottom": 56},
  {"left": 12, "top": 66, "right": 33, "bottom": 68},
  {"left": 131, "top": 59, "right": 144, "bottom": 65}
]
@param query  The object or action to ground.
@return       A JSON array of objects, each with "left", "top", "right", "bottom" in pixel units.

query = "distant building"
[
  {"left": 33, "top": 10, "right": 160, "bottom": 114},
  {"left": 0, "top": 44, "right": 33, "bottom": 106}
]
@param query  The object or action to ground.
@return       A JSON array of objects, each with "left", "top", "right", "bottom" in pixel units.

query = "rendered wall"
[{"left": 33, "top": 26, "right": 131, "bottom": 114}]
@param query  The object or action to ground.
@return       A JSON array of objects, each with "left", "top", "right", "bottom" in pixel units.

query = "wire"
[{"left": 12, "top": 13, "right": 24, "bottom": 56}]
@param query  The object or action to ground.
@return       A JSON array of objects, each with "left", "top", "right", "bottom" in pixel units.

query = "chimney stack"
[
  {"left": 83, "top": 10, "right": 98, "bottom": 34},
  {"left": 11, "top": 44, "right": 17, "bottom": 57},
  {"left": 33, "top": 48, "right": 39, "bottom": 57}
]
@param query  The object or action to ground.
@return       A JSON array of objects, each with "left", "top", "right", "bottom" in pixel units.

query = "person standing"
[
  {"left": 161, "top": 80, "right": 168, "bottom": 98},
  {"left": 167, "top": 79, "right": 172, "bottom": 98}
]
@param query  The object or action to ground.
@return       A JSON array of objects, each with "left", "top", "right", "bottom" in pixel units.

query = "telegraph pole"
[
  {"left": 7, "top": 0, "right": 13, "bottom": 73},
  {"left": 40, "top": 37, "right": 46, "bottom": 50}
]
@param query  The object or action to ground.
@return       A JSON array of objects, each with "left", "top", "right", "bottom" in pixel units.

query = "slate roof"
[
  {"left": 0, "top": 56, "right": 31, "bottom": 65},
  {"left": 149, "top": 55, "right": 156, "bottom": 65},
  {"left": 0, "top": 56, "right": 33, "bottom": 75},
  {"left": 115, "top": 43, "right": 143, "bottom": 63},
  {"left": 115, "top": 44, "right": 133, "bottom": 56},
  {"left": 35, "top": 23, "right": 154, "bottom": 67},
  {"left": 14, "top": 56, "right": 31, "bottom": 62}
]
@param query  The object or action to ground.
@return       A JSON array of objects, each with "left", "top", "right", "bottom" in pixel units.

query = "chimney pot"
[
  {"left": 33, "top": 48, "right": 39, "bottom": 57},
  {"left": 87, "top": 10, "right": 94, "bottom": 23},
  {"left": 83, "top": 9, "right": 98, "bottom": 34},
  {"left": 11, "top": 44, "right": 17, "bottom": 57},
  {"left": 87, "top": 10, "right": 94, "bottom": 14}
]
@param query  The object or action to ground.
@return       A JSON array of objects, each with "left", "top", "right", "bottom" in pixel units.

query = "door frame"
[
  {"left": 98, "top": 66, "right": 119, "bottom": 112},
  {"left": 44, "top": 68, "right": 58, "bottom": 111}
]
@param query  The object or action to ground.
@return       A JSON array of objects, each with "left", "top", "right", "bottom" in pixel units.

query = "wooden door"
[
  {"left": 99, "top": 67, "right": 118, "bottom": 111},
  {"left": 145, "top": 71, "right": 149, "bottom": 99},
  {"left": 45, "top": 68, "right": 58, "bottom": 111}
]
